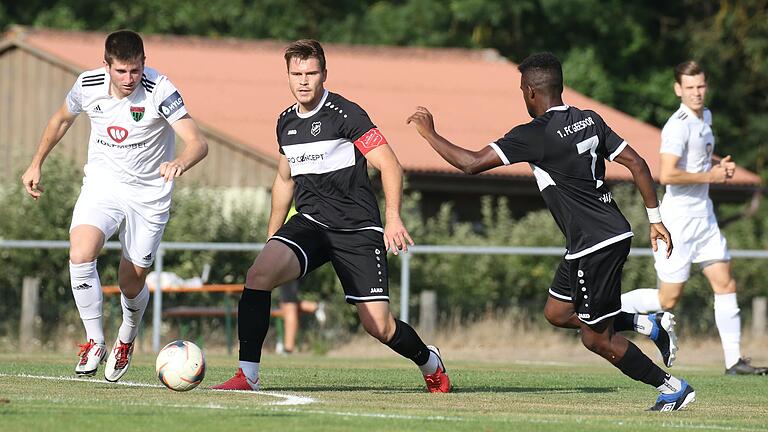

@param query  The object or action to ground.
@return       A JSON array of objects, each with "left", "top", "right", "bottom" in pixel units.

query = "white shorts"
[
  {"left": 653, "top": 212, "right": 730, "bottom": 283},
  {"left": 70, "top": 182, "right": 170, "bottom": 268}
]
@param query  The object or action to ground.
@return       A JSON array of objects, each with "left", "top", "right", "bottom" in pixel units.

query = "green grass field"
[{"left": 1, "top": 352, "right": 767, "bottom": 432}]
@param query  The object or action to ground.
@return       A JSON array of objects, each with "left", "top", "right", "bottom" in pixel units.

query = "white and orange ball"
[{"left": 155, "top": 340, "right": 206, "bottom": 391}]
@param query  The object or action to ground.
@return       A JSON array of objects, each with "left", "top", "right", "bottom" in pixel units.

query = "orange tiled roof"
[{"left": 10, "top": 27, "right": 761, "bottom": 186}]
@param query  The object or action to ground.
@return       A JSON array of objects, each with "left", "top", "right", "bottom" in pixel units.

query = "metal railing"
[{"left": 3, "top": 239, "right": 768, "bottom": 352}]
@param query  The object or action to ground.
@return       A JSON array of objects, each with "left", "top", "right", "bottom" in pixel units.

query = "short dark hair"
[
  {"left": 104, "top": 30, "right": 145, "bottom": 65},
  {"left": 674, "top": 60, "right": 705, "bottom": 83},
  {"left": 517, "top": 52, "right": 563, "bottom": 95},
  {"left": 284, "top": 39, "right": 326, "bottom": 71}
]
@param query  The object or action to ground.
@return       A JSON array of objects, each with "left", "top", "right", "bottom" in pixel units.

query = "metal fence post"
[
  {"left": 19, "top": 277, "right": 41, "bottom": 351},
  {"left": 752, "top": 296, "right": 767, "bottom": 338},
  {"left": 419, "top": 290, "right": 437, "bottom": 337},
  {"left": 152, "top": 248, "right": 164, "bottom": 353},
  {"left": 400, "top": 252, "right": 411, "bottom": 323}
]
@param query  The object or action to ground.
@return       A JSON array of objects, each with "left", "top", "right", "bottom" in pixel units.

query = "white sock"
[
  {"left": 621, "top": 288, "right": 662, "bottom": 313},
  {"left": 656, "top": 374, "right": 683, "bottom": 394},
  {"left": 633, "top": 314, "right": 654, "bottom": 336},
  {"left": 419, "top": 351, "right": 441, "bottom": 375},
  {"left": 714, "top": 293, "right": 742, "bottom": 368},
  {"left": 239, "top": 360, "right": 260, "bottom": 388},
  {"left": 117, "top": 285, "right": 150, "bottom": 344},
  {"left": 70, "top": 261, "right": 104, "bottom": 344},
  {"left": 82, "top": 319, "right": 104, "bottom": 344}
]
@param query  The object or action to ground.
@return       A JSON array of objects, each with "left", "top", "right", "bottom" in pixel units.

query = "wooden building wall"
[
  {"left": 0, "top": 44, "right": 277, "bottom": 191},
  {"left": 0, "top": 46, "right": 90, "bottom": 181}
]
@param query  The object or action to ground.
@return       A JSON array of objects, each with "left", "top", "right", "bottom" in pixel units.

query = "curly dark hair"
[{"left": 517, "top": 52, "right": 563, "bottom": 95}]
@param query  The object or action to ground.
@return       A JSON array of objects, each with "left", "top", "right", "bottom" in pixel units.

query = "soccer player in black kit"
[
  {"left": 408, "top": 52, "right": 694, "bottom": 410},
  {"left": 213, "top": 40, "right": 450, "bottom": 393}
]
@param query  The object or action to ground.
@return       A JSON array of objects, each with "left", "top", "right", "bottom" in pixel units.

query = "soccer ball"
[{"left": 155, "top": 340, "right": 206, "bottom": 391}]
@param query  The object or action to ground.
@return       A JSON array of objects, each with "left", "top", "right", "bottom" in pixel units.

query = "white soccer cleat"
[
  {"left": 649, "top": 312, "right": 678, "bottom": 368},
  {"left": 75, "top": 339, "right": 107, "bottom": 376},
  {"left": 104, "top": 339, "right": 135, "bottom": 382}
]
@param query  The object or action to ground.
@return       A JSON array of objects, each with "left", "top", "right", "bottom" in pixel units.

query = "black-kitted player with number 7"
[{"left": 408, "top": 52, "right": 695, "bottom": 411}]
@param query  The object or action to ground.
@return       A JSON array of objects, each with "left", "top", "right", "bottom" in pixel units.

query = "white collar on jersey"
[
  {"left": 546, "top": 105, "right": 570, "bottom": 112},
  {"left": 295, "top": 89, "right": 329, "bottom": 119},
  {"left": 679, "top": 102, "right": 707, "bottom": 120}
]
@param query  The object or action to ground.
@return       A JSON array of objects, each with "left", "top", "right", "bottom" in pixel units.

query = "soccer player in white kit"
[
  {"left": 621, "top": 61, "right": 766, "bottom": 375},
  {"left": 21, "top": 30, "right": 208, "bottom": 381}
]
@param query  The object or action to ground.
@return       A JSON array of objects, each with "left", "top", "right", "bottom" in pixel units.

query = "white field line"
[
  {"left": 0, "top": 373, "right": 314, "bottom": 406},
  {"left": 3, "top": 373, "right": 767, "bottom": 431}
]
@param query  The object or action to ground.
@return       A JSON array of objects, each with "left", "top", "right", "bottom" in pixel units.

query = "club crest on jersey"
[
  {"left": 130, "top": 106, "right": 145, "bottom": 122},
  {"left": 311, "top": 121, "right": 322, "bottom": 136},
  {"left": 107, "top": 126, "right": 129, "bottom": 143}
]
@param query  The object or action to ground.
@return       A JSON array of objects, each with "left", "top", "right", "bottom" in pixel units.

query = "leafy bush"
[{"left": 1, "top": 158, "right": 767, "bottom": 344}]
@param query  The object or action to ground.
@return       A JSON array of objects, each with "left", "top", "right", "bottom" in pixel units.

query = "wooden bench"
[{"left": 102, "top": 284, "right": 284, "bottom": 353}]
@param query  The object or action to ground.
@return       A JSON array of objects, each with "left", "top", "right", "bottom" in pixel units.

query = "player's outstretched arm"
[
  {"left": 613, "top": 145, "right": 673, "bottom": 258},
  {"left": 21, "top": 103, "right": 79, "bottom": 200},
  {"left": 659, "top": 153, "right": 730, "bottom": 185},
  {"left": 365, "top": 144, "right": 413, "bottom": 255},
  {"left": 407, "top": 106, "right": 502, "bottom": 175},
  {"left": 161, "top": 115, "right": 209, "bottom": 182},
  {"left": 267, "top": 155, "right": 295, "bottom": 238}
]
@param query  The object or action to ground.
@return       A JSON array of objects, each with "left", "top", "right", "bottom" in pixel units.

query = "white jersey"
[
  {"left": 65, "top": 66, "right": 188, "bottom": 206},
  {"left": 659, "top": 103, "right": 715, "bottom": 218}
]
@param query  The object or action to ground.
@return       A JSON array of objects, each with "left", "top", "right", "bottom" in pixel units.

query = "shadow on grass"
[{"left": 270, "top": 385, "right": 617, "bottom": 394}]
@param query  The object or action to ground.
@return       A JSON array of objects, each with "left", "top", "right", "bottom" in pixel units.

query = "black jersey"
[
  {"left": 276, "top": 90, "right": 388, "bottom": 231},
  {"left": 490, "top": 105, "right": 633, "bottom": 259}
]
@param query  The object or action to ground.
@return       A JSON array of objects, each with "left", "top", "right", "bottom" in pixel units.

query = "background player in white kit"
[
  {"left": 621, "top": 61, "right": 766, "bottom": 375},
  {"left": 21, "top": 30, "right": 208, "bottom": 381}
]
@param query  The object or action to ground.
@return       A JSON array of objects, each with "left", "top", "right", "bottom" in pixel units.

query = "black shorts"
[
  {"left": 279, "top": 279, "right": 300, "bottom": 303},
  {"left": 271, "top": 215, "right": 388, "bottom": 304},
  {"left": 548, "top": 238, "right": 631, "bottom": 325}
]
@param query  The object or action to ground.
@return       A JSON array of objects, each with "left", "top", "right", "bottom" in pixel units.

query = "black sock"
[
  {"left": 613, "top": 312, "right": 636, "bottom": 332},
  {"left": 615, "top": 341, "right": 667, "bottom": 387},
  {"left": 385, "top": 320, "right": 431, "bottom": 366},
  {"left": 238, "top": 288, "right": 271, "bottom": 363}
]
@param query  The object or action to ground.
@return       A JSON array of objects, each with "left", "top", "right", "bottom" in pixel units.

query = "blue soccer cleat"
[
  {"left": 648, "top": 380, "right": 696, "bottom": 412},
  {"left": 649, "top": 312, "right": 678, "bottom": 368}
]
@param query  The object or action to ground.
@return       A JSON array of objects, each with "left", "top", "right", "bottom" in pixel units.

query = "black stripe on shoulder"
[
  {"left": 83, "top": 73, "right": 105, "bottom": 80},
  {"left": 82, "top": 77, "right": 105, "bottom": 83},
  {"left": 141, "top": 83, "right": 154, "bottom": 93},
  {"left": 676, "top": 111, "right": 688, "bottom": 120},
  {"left": 141, "top": 81, "right": 155, "bottom": 89},
  {"left": 82, "top": 81, "right": 105, "bottom": 87},
  {"left": 141, "top": 74, "right": 156, "bottom": 85}
]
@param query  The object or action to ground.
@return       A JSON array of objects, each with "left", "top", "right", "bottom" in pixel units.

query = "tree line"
[{"left": 2, "top": 0, "right": 766, "bottom": 177}]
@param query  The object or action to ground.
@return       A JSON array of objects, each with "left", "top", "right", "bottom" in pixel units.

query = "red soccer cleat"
[
  {"left": 424, "top": 366, "right": 451, "bottom": 393},
  {"left": 211, "top": 368, "right": 259, "bottom": 390},
  {"left": 424, "top": 345, "right": 451, "bottom": 393}
]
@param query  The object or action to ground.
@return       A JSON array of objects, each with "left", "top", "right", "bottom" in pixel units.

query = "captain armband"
[{"left": 354, "top": 128, "right": 388, "bottom": 155}]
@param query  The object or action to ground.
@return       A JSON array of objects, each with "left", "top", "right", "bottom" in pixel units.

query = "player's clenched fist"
[
  {"left": 159, "top": 161, "right": 186, "bottom": 182},
  {"left": 720, "top": 155, "right": 735, "bottom": 179},
  {"left": 21, "top": 165, "right": 44, "bottom": 200}
]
